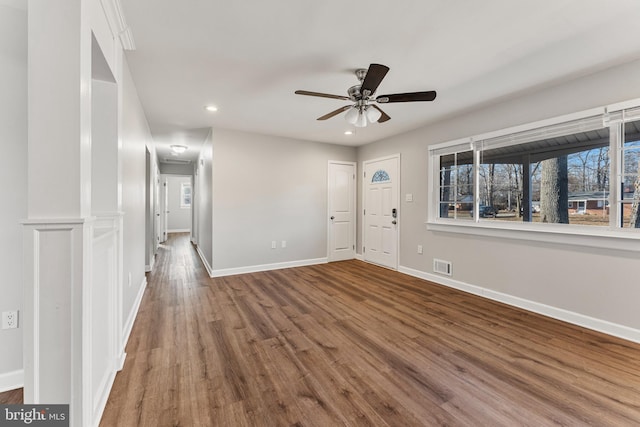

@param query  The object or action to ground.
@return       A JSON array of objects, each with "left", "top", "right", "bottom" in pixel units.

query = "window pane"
[
  {"left": 438, "top": 151, "right": 473, "bottom": 219},
  {"left": 180, "top": 182, "right": 192, "bottom": 208},
  {"left": 478, "top": 127, "right": 609, "bottom": 225},
  {"left": 621, "top": 120, "right": 640, "bottom": 228}
]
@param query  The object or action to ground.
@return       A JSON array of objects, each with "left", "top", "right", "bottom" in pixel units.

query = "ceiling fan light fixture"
[
  {"left": 366, "top": 106, "right": 382, "bottom": 123},
  {"left": 345, "top": 107, "right": 359, "bottom": 125},
  {"left": 170, "top": 144, "right": 188, "bottom": 154},
  {"left": 355, "top": 112, "right": 367, "bottom": 128}
]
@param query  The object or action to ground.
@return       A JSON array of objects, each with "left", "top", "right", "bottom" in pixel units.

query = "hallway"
[{"left": 98, "top": 233, "right": 640, "bottom": 426}]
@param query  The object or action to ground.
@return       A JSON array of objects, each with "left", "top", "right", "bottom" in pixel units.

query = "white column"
[{"left": 25, "top": 1, "right": 93, "bottom": 426}]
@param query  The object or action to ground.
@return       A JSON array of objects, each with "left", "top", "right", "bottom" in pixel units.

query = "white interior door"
[
  {"left": 163, "top": 177, "right": 169, "bottom": 241},
  {"left": 154, "top": 169, "right": 162, "bottom": 246},
  {"left": 328, "top": 161, "right": 356, "bottom": 261},
  {"left": 363, "top": 155, "right": 399, "bottom": 269},
  {"left": 157, "top": 175, "right": 168, "bottom": 243}
]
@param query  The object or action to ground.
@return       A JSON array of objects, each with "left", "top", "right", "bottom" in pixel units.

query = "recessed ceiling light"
[
  {"left": 170, "top": 144, "right": 188, "bottom": 154},
  {"left": 344, "top": 130, "right": 353, "bottom": 135},
  {"left": 205, "top": 105, "right": 218, "bottom": 112}
]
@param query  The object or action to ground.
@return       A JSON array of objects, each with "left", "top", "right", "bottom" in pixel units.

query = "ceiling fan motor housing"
[{"left": 348, "top": 85, "right": 362, "bottom": 101}]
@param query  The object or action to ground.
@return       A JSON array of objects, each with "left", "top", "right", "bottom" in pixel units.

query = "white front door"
[
  {"left": 328, "top": 161, "right": 356, "bottom": 261},
  {"left": 363, "top": 155, "right": 399, "bottom": 269}
]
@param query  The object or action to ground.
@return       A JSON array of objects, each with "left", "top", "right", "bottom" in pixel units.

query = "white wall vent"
[{"left": 433, "top": 259, "right": 452, "bottom": 276}]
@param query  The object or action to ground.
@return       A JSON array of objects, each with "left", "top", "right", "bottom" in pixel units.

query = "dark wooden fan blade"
[
  {"left": 317, "top": 105, "right": 352, "bottom": 120},
  {"left": 372, "top": 105, "right": 391, "bottom": 123},
  {"left": 360, "top": 64, "right": 389, "bottom": 97},
  {"left": 295, "top": 90, "right": 349, "bottom": 100},
  {"left": 376, "top": 91, "right": 437, "bottom": 103}
]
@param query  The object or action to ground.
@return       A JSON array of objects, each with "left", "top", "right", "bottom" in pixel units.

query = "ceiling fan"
[{"left": 295, "top": 63, "right": 436, "bottom": 128}]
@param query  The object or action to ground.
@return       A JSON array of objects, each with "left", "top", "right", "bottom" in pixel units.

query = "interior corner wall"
[
  {"left": 0, "top": 4, "right": 27, "bottom": 389},
  {"left": 195, "top": 129, "right": 213, "bottom": 273},
  {"left": 211, "top": 129, "right": 356, "bottom": 272},
  {"left": 356, "top": 58, "right": 640, "bottom": 333},
  {"left": 121, "top": 57, "right": 151, "bottom": 329}
]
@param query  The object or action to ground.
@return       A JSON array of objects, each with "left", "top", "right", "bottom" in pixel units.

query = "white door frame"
[
  {"left": 154, "top": 168, "right": 162, "bottom": 247},
  {"left": 327, "top": 160, "right": 357, "bottom": 261},
  {"left": 362, "top": 154, "right": 400, "bottom": 270},
  {"left": 158, "top": 174, "right": 169, "bottom": 243}
]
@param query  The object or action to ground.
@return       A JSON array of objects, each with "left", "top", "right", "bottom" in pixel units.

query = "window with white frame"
[
  {"left": 180, "top": 182, "right": 192, "bottom": 208},
  {"left": 438, "top": 148, "right": 474, "bottom": 220},
  {"left": 429, "top": 103, "right": 640, "bottom": 232},
  {"left": 620, "top": 119, "right": 640, "bottom": 227}
]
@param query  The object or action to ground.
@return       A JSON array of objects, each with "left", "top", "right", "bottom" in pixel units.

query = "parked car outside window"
[{"left": 471, "top": 205, "right": 498, "bottom": 218}]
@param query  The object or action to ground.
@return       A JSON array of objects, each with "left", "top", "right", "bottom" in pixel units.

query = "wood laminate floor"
[
  {"left": 73, "top": 233, "right": 640, "bottom": 425},
  {"left": 2, "top": 234, "right": 637, "bottom": 426}
]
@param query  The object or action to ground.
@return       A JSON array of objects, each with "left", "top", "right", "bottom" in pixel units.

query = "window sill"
[{"left": 426, "top": 219, "right": 640, "bottom": 252}]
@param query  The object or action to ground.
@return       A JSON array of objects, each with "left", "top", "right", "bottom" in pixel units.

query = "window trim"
[
  {"left": 425, "top": 219, "right": 640, "bottom": 252},
  {"left": 427, "top": 98, "right": 640, "bottom": 249}
]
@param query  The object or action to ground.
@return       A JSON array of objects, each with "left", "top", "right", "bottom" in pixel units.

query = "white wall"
[
  {"left": 159, "top": 162, "right": 193, "bottom": 175},
  {"left": 91, "top": 78, "right": 118, "bottom": 214},
  {"left": 166, "top": 175, "right": 192, "bottom": 232},
  {"left": 357, "top": 58, "right": 640, "bottom": 336},
  {"left": 0, "top": 3, "right": 26, "bottom": 391},
  {"left": 121, "top": 58, "right": 151, "bottom": 337},
  {"left": 195, "top": 129, "right": 213, "bottom": 274},
  {"left": 211, "top": 129, "right": 356, "bottom": 273}
]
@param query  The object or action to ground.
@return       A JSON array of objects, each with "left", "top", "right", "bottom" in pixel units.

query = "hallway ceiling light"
[
  {"left": 204, "top": 105, "right": 218, "bottom": 112},
  {"left": 170, "top": 145, "right": 188, "bottom": 154}
]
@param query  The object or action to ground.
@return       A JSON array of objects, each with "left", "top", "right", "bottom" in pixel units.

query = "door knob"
[
  {"left": 392, "top": 220, "right": 397, "bottom": 225},
  {"left": 330, "top": 216, "right": 335, "bottom": 220}
]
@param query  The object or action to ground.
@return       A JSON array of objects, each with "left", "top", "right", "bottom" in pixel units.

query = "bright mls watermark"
[{"left": 0, "top": 405, "right": 69, "bottom": 426}]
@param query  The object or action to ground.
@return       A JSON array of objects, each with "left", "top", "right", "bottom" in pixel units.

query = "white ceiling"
[{"left": 120, "top": 0, "right": 640, "bottom": 162}]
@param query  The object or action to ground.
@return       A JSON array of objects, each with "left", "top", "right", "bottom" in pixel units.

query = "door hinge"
[
  {"left": 364, "top": 209, "right": 366, "bottom": 215},
  {"left": 353, "top": 245, "right": 355, "bottom": 250},
  {"left": 163, "top": 182, "right": 167, "bottom": 187},
  {"left": 364, "top": 171, "right": 366, "bottom": 178},
  {"left": 363, "top": 247, "right": 365, "bottom": 252}
]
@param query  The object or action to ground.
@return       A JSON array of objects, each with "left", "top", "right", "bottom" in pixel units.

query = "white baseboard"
[
  {"left": 354, "top": 253, "right": 364, "bottom": 261},
  {"left": 0, "top": 369, "right": 23, "bottom": 393},
  {"left": 144, "top": 257, "right": 154, "bottom": 273},
  {"left": 120, "top": 276, "right": 147, "bottom": 360},
  {"left": 167, "top": 229, "right": 190, "bottom": 233},
  {"left": 211, "top": 257, "right": 328, "bottom": 278},
  {"left": 91, "top": 368, "right": 117, "bottom": 427},
  {"left": 195, "top": 245, "right": 214, "bottom": 277},
  {"left": 398, "top": 265, "right": 640, "bottom": 344}
]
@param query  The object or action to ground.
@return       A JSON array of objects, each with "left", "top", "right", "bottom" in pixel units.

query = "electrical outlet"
[
  {"left": 2, "top": 311, "right": 18, "bottom": 329},
  {"left": 417, "top": 245, "right": 423, "bottom": 254},
  {"left": 281, "top": 240, "right": 287, "bottom": 248},
  {"left": 271, "top": 241, "right": 277, "bottom": 249}
]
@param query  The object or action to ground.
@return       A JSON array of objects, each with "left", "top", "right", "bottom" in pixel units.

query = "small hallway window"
[{"left": 180, "top": 182, "right": 192, "bottom": 208}]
